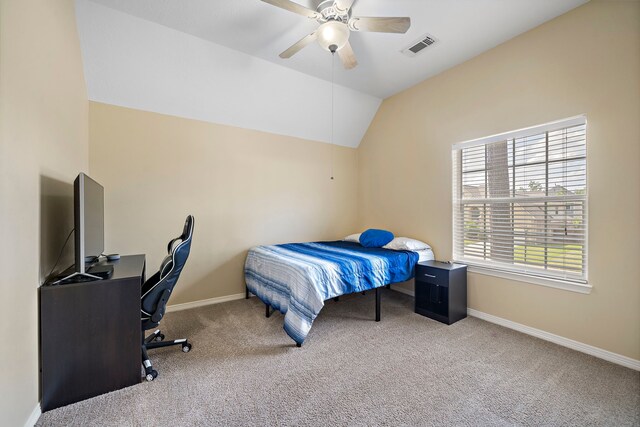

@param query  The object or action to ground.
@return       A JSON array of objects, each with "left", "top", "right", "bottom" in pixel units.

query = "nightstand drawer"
[{"left": 415, "top": 266, "right": 448, "bottom": 286}]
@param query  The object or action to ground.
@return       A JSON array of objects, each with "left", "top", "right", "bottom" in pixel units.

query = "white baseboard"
[
  {"left": 166, "top": 292, "right": 246, "bottom": 312},
  {"left": 24, "top": 403, "right": 41, "bottom": 427},
  {"left": 467, "top": 308, "right": 640, "bottom": 371},
  {"left": 389, "top": 287, "right": 640, "bottom": 371}
]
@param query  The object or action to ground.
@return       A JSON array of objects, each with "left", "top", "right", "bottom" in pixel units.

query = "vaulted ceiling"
[{"left": 76, "top": 0, "right": 587, "bottom": 147}]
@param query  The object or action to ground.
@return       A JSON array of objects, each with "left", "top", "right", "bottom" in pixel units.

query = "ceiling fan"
[{"left": 260, "top": 0, "right": 411, "bottom": 69}]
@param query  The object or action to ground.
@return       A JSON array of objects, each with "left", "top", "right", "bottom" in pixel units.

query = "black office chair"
[{"left": 141, "top": 215, "right": 194, "bottom": 382}]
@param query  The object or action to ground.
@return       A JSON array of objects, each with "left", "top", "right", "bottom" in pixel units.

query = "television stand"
[{"left": 40, "top": 254, "right": 146, "bottom": 411}]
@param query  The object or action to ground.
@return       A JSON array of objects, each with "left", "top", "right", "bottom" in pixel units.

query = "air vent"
[{"left": 402, "top": 34, "right": 438, "bottom": 57}]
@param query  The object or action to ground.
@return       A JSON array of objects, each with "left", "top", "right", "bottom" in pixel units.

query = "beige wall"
[
  {"left": 358, "top": 0, "right": 640, "bottom": 359},
  {"left": 1, "top": 1, "right": 635, "bottom": 425},
  {"left": 89, "top": 102, "right": 358, "bottom": 305},
  {"left": 0, "top": 0, "right": 89, "bottom": 425}
]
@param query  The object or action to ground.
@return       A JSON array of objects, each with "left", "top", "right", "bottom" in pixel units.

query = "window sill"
[{"left": 465, "top": 265, "right": 592, "bottom": 294}]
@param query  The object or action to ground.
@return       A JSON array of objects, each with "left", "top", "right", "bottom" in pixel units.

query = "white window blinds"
[{"left": 452, "top": 116, "right": 587, "bottom": 284}]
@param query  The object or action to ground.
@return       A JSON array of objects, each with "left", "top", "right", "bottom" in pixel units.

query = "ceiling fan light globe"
[{"left": 317, "top": 21, "right": 350, "bottom": 52}]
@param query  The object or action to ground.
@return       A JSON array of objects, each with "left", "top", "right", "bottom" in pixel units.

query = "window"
[{"left": 452, "top": 116, "right": 588, "bottom": 289}]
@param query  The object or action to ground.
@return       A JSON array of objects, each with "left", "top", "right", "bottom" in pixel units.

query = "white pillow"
[
  {"left": 383, "top": 237, "right": 431, "bottom": 251},
  {"left": 343, "top": 233, "right": 362, "bottom": 243}
]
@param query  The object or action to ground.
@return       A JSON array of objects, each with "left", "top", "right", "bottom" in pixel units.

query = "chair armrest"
[
  {"left": 151, "top": 289, "right": 171, "bottom": 323},
  {"left": 142, "top": 270, "right": 161, "bottom": 295}
]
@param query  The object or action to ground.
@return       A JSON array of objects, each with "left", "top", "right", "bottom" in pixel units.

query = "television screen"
[{"left": 74, "top": 173, "right": 104, "bottom": 273}]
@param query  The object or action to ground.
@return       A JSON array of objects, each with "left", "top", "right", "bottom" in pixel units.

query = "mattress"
[
  {"left": 417, "top": 248, "right": 435, "bottom": 263},
  {"left": 244, "top": 241, "right": 420, "bottom": 344}
]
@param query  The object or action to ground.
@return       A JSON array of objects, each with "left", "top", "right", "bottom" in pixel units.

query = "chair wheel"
[
  {"left": 155, "top": 333, "right": 165, "bottom": 342},
  {"left": 182, "top": 343, "right": 192, "bottom": 353},
  {"left": 145, "top": 370, "right": 158, "bottom": 382}
]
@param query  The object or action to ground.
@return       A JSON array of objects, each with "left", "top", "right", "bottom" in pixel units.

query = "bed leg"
[
  {"left": 362, "top": 291, "right": 366, "bottom": 295},
  {"left": 333, "top": 297, "right": 339, "bottom": 302},
  {"left": 386, "top": 284, "right": 391, "bottom": 290},
  {"left": 375, "top": 287, "right": 381, "bottom": 322},
  {"left": 246, "top": 286, "right": 249, "bottom": 299},
  {"left": 265, "top": 303, "right": 271, "bottom": 318},
  {"left": 296, "top": 343, "right": 302, "bottom": 348}
]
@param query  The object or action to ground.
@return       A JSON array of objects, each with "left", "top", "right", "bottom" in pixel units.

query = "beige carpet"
[{"left": 37, "top": 290, "right": 639, "bottom": 426}]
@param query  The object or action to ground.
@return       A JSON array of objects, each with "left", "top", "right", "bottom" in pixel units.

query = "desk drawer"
[{"left": 415, "top": 267, "right": 448, "bottom": 286}]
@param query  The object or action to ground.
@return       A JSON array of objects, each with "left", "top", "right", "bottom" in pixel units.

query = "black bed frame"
[{"left": 245, "top": 284, "right": 391, "bottom": 347}]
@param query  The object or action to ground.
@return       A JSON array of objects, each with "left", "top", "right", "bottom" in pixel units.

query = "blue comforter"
[{"left": 244, "top": 241, "right": 419, "bottom": 344}]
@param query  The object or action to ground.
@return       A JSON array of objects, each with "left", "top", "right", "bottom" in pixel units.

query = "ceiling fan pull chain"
[{"left": 330, "top": 51, "right": 335, "bottom": 180}]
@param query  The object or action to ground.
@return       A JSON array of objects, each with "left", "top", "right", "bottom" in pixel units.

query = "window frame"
[{"left": 452, "top": 115, "right": 590, "bottom": 294}]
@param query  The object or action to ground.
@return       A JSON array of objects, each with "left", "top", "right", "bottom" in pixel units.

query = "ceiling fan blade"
[
  {"left": 333, "top": 0, "right": 356, "bottom": 13},
  {"left": 349, "top": 16, "right": 411, "bottom": 33},
  {"left": 279, "top": 32, "right": 318, "bottom": 58},
  {"left": 260, "top": 0, "right": 321, "bottom": 19},
  {"left": 337, "top": 41, "right": 358, "bottom": 69}
]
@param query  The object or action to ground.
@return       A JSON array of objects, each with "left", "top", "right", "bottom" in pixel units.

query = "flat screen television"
[
  {"left": 52, "top": 172, "right": 109, "bottom": 284},
  {"left": 74, "top": 172, "right": 105, "bottom": 273}
]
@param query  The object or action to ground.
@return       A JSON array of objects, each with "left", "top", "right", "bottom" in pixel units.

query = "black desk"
[{"left": 40, "top": 255, "right": 145, "bottom": 411}]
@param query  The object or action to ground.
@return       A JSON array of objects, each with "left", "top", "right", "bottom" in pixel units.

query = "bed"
[{"left": 244, "top": 240, "right": 434, "bottom": 346}]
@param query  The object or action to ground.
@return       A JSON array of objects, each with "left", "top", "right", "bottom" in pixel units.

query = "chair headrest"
[
  {"left": 182, "top": 215, "right": 194, "bottom": 241},
  {"left": 159, "top": 215, "right": 194, "bottom": 281},
  {"left": 167, "top": 215, "right": 195, "bottom": 254}
]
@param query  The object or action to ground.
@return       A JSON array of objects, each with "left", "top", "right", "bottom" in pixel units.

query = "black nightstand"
[{"left": 415, "top": 261, "right": 467, "bottom": 325}]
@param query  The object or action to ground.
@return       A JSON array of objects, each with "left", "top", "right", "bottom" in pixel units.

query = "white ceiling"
[
  {"left": 76, "top": 0, "right": 587, "bottom": 148},
  {"left": 85, "top": 0, "right": 587, "bottom": 99},
  {"left": 76, "top": 0, "right": 381, "bottom": 147}
]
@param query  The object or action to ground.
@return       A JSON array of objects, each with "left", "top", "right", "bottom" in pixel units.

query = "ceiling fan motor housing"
[{"left": 317, "top": 0, "right": 350, "bottom": 24}]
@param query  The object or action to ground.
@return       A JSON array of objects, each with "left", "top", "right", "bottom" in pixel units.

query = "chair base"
[{"left": 141, "top": 329, "right": 191, "bottom": 381}]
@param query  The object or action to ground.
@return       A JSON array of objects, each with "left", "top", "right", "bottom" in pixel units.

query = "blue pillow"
[{"left": 359, "top": 229, "right": 394, "bottom": 248}]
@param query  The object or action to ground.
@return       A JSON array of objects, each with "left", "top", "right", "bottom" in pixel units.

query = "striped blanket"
[{"left": 244, "top": 241, "right": 419, "bottom": 344}]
